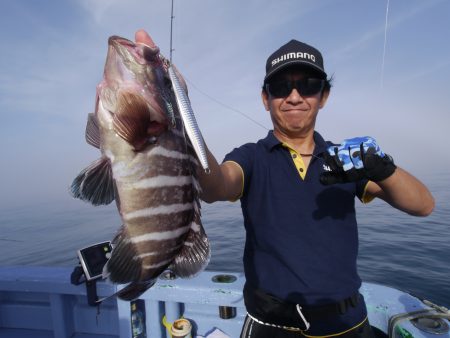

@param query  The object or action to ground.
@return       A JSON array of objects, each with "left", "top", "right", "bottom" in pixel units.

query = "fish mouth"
[{"left": 109, "top": 36, "right": 160, "bottom": 65}]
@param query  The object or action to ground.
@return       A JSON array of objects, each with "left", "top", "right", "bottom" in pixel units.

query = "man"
[{"left": 197, "top": 39, "right": 435, "bottom": 337}]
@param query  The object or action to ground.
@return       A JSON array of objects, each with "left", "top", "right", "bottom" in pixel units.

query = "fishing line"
[
  {"left": 181, "top": 76, "right": 321, "bottom": 159},
  {"left": 381, "top": 0, "right": 390, "bottom": 89},
  {"left": 183, "top": 76, "right": 270, "bottom": 131}
]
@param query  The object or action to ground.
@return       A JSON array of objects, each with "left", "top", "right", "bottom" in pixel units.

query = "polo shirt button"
[
  {"left": 292, "top": 154, "right": 297, "bottom": 159},
  {"left": 299, "top": 168, "right": 304, "bottom": 172}
]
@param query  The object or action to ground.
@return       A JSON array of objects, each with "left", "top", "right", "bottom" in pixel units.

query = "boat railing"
[{"left": 0, "top": 266, "right": 246, "bottom": 338}]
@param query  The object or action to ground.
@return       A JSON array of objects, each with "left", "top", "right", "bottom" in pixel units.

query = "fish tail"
[
  {"left": 103, "top": 225, "right": 142, "bottom": 283},
  {"left": 116, "top": 280, "right": 156, "bottom": 301}
]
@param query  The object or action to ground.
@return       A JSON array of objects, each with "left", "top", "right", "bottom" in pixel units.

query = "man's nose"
[{"left": 285, "top": 88, "right": 304, "bottom": 103}]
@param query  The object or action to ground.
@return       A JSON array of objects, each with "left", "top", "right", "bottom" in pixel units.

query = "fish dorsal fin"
[
  {"left": 170, "top": 211, "right": 211, "bottom": 278},
  {"left": 70, "top": 156, "right": 115, "bottom": 206},
  {"left": 113, "top": 91, "right": 151, "bottom": 150},
  {"left": 85, "top": 113, "right": 101, "bottom": 149}
]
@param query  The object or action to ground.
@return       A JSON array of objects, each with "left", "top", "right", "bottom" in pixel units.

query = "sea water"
[{"left": 0, "top": 172, "right": 448, "bottom": 306}]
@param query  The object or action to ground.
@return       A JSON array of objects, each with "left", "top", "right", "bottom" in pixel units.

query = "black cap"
[{"left": 264, "top": 39, "right": 326, "bottom": 83}]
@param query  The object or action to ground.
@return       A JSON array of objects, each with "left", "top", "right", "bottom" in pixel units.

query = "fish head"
[
  {"left": 95, "top": 35, "right": 175, "bottom": 152},
  {"left": 104, "top": 35, "right": 163, "bottom": 85}
]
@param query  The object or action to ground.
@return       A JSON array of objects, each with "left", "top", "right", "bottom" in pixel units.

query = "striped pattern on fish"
[
  {"left": 70, "top": 34, "right": 210, "bottom": 301},
  {"left": 102, "top": 116, "right": 207, "bottom": 289}
]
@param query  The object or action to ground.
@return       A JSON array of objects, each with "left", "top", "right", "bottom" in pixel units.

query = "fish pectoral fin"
[
  {"left": 85, "top": 113, "right": 101, "bottom": 149},
  {"left": 103, "top": 225, "right": 142, "bottom": 283},
  {"left": 170, "top": 218, "right": 211, "bottom": 278},
  {"left": 113, "top": 91, "right": 154, "bottom": 150},
  {"left": 70, "top": 157, "right": 115, "bottom": 206}
]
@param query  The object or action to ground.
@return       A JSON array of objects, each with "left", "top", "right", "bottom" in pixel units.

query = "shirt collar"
[
  {"left": 262, "top": 130, "right": 328, "bottom": 154},
  {"left": 261, "top": 130, "right": 280, "bottom": 150}
]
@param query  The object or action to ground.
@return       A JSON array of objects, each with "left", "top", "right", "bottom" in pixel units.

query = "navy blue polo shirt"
[{"left": 223, "top": 130, "right": 368, "bottom": 306}]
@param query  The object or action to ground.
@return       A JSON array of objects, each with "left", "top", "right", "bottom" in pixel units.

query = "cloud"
[
  {"left": 331, "top": 0, "right": 447, "bottom": 61},
  {"left": 0, "top": 0, "right": 449, "bottom": 208},
  {"left": 78, "top": 0, "right": 122, "bottom": 24}
]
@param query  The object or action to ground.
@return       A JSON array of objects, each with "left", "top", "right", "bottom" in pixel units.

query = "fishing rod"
[
  {"left": 170, "top": 0, "right": 175, "bottom": 63},
  {"left": 167, "top": 0, "right": 210, "bottom": 173},
  {"left": 167, "top": 0, "right": 269, "bottom": 131}
]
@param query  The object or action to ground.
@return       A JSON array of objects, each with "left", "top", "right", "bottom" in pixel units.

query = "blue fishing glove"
[{"left": 320, "top": 136, "right": 396, "bottom": 185}]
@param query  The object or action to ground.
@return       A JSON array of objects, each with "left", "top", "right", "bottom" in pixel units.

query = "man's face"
[{"left": 262, "top": 68, "right": 329, "bottom": 138}]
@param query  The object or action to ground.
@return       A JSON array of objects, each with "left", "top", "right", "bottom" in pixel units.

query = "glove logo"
[{"left": 323, "top": 164, "right": 332, "bottom": 172}]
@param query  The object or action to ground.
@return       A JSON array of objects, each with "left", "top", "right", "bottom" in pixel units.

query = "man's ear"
[
  {"left": 319, "top": 89, "right": 330, "bottom": 109},
  {"left": 261, "top": 89, "right": 270, "bottom": 111}
]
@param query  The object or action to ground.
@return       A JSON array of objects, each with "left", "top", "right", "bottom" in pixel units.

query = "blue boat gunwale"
[{"left": 0, "top": 266, "right": 449, "bottom": 338}]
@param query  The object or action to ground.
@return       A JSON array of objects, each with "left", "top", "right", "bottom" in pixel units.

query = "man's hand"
[{"left": 320, "top": 136, "right": 396, "bottom": 185}]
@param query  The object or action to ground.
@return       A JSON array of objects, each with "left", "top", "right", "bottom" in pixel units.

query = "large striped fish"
[{"left": 70, "top": 32, "right": 210, "bottom": 300}]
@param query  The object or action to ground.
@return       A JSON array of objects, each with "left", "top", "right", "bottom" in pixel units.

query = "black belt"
[
  {"left": 244, "top": 285, "right": 361, "bottom": 331},
  {"left": 301, "top": 292, "right": 360, "bottom": 317}
]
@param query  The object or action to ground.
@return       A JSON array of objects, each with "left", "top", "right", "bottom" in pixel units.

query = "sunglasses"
[{"left": 265, "top": 78, "right": 325, "bottom": 98}]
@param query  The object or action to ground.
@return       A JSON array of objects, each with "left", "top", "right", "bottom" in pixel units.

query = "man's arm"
[
  {"left": 364, "top": 167, "right": 435, "bottom": 216},
  {"left": 320, "top": 136, "right": 435, "bottom": 216},
  {"left": 197, "top": 147, "right": 244, "bottom": 203}
]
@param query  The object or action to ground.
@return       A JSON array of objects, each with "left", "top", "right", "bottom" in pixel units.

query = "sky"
[{"left": 1, "top": 0, "right": 449, "bottom": 208}]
